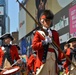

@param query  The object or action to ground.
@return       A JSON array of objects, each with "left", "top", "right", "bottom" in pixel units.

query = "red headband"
[{"left": 41, "top": 15, "right": 46, "bottom": 19}]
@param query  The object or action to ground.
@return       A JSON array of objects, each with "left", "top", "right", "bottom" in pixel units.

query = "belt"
[{"left": 48, "top": 48, "right": 54, "bottom": 52}]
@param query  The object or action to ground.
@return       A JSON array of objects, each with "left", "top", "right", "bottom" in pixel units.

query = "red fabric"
[
  {"left": 0, "top": 47, "right": 4, "bottom": 66},
  {"left": 62, "top": 48, "right": 71, "bottom": 73},
  {"left": 27, "top": 54, "right": 36, "bottom": 72},
  {"left": 32, "top": 30, "right": 62, "bottom": 73},
  {"left": 10, "top": 45, "right": 20, "bottom": 61},
  {"left": 41, "top": 15, "right": 46, "bottom": 19},
  {"left": 63, "top": 63, "right": 69, "bottom": 74},
  {"left": 0, "top": 45, "right": 20, "bottom": 66}
]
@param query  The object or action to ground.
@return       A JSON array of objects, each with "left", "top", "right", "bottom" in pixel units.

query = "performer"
[
  {"left": 32, "top": 9, "right": 63, "bottom": 75},
  {"left": 0, "top": 33, "right": 21, "bottom": 74},
  {"left": 62, "top": 37, "right": 76, "bottom": 75},
  {"left": 27, "top": 51, "right": 37, "bottom": 75},
  {"left": 60, "top": 43, "right": 70, "bottom": 75}
]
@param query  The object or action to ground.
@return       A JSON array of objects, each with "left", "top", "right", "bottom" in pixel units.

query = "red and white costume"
[
  {"left": 27, "top": 54, "right": 37, "bottom": 74},
  {"left": 0, "top": 45, "right": 20, "bottom": 68},
  {"left": 32, "top": 30, "right": 62, "bottom": 75}
]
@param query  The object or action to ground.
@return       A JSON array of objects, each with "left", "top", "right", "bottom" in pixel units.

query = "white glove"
[{"left": 45, "top": 36, "right": 52, "bottom": 44}]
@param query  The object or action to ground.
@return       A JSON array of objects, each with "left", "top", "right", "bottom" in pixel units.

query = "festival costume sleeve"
[
  {"left": 0, "top": 47, "right": 4, "bottom": 66},
  {"left": 32, "top": 31, "right": 46, "bottom": 69},
  {"left": 32, "top": 31, "right": 45, "bottom": 51},
  {"left": 62, "top": 48, "right": 71, "bottom": 59},
  {"left": 10, "top": 45, "right": 20, "bottom": 61},
  {"left": 63, "top": 48, "right": 71, "bottom": 73},
  {"left": 27, "top": 55, "right": 36, "bottom": 72}
]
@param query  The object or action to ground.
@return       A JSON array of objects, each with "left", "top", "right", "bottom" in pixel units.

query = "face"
[
  {"left": 40, "top": 17, "right": 51, "bottom": 28},
  {"left": 72, "top": 41, "right": 76, "bottom": 48},
  {"left": 4, "top": 38, "right": 11, "bottom": 44},
  {"left": 64, "top": 44, "right": 69, "bottom": 50},
  {"left": 69, "top": 41, "right": 76, "bottom": 49}
]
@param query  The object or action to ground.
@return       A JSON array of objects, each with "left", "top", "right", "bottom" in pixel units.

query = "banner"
[{"left": 69, "top": 4, "right": 76, "bottom": 37}]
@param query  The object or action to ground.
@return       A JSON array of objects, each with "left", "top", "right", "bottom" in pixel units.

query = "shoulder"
[
  {"left": 11, "top": 44, "right": 16, "bottom": 47},
  {"left": 0, "top": 46, "right": 5, "bottom": 53},
  {"left": 34, "top": 30, "right": 46, "bottom": 37},
  {"left": 51, "top": 29, "right": 58, "bottom": 33},
  {"left": 0, "top": 45, "right": 5, "bottom": 50},
  {"left": 11, "top": 44, "right": 18, "bottom": 49},
  {"left": 34, "top": 30, "right": 45, "bottom": 34},
  {"left": 51, "top": 29, "right": 59, "bottom": 35}
]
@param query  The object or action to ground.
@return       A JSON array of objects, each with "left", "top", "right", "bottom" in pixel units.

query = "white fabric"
[
  {"left": 3, "top": 58, "right": 12, "bottom": 69},
  {"left": 70, "top": 55, "right": 76, "bottom": 70},
  {"left": 3, "top": 67, "right": 19, "bottom": 74},
  {"left": 42, "top": 26, "right": 47, "bottom": 30},
  {"left": 1, "top": 46, "right": 6, "bottom": 53},
  {"left": 48, "top": 29, "right": 52, "bottom": 37},
  {"left": 38, "top": 52, "right": 56, "bottom": 75},
  {"left": 45, "top": 36, "right": 49, "bottom": 44},
  {"left": 69, "top": 55, "right": 76, "bottom": 75},
  {"left": 37, "top": 29, "right": 52, "bottom": 44},
  {"left": 38, "top": 30, "right": 46, "bottom": 37},
  {"left": 48, "top": 29, "right": 52, "bottom": 43},
  {"left": 45, "top": 36, "right": 52, "bottom": 44},
  {"left": 1, "top": 46, "right": 5, "bottom": 50},
  {"left": 48, "top": 37, "right": 52, "bottom": 44}
]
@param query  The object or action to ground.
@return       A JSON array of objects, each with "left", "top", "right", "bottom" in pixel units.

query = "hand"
[
  {"left": 45, "top": 36, "right": 52, "bottom": 44},
  {"left": 32, "top": 72, "right": 35, "bottom": 75},
  {"left": 17, "top": 59, "right": 22, "bottom": 64}
]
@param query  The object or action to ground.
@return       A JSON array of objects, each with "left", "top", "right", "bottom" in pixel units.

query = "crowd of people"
[{"left": 0, "top": 9, "right": 76, "bottom": 75}]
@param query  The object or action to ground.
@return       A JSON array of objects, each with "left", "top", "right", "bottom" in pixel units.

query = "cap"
[
  {"left": 0, "top": 33, "right": 14, "bottom": 41},
  {"left": 67, "top": 37, "right": 76, "bottom": 43}
]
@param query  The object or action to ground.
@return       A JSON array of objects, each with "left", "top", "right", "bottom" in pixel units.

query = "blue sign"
[{"left": 21, "top": 38, "right": 27, "bottom": 55}]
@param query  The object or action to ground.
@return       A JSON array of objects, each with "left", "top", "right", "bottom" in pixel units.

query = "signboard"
[
  {"left": 53, "top": 1, "right": 76, "bottom": 44},
  {"left": 69, "top": 5, "right": 76, "bottom": 37},
  {"left": 59, "top": 33, "right": 69, "bottom": 43},
  {"left": 53, "top": 5, "right": 69, "bottom": 43},
  {"left": 19, "top": 5, "right": 26, "bottom": 40},
  {"left": 0, "top": 6, "right": 4, "bottom": 15}
]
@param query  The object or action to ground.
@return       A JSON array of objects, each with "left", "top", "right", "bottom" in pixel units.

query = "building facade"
[
  {"left": 0, "top": 0, "right": 10, "bottom": 45},
  {"left": 0, "top": 0, "right": 9, "bottom": 35}
]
